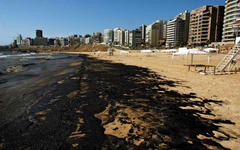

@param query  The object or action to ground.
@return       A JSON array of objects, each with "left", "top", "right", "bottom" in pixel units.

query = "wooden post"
[
  {"left": 204, "top": 66, "right": 207, "bottom": 73},
  {"left": 208, "top": 55, "right": 210, "bottom": 65},
  {"left": 214, "top": 67, "right": 216, "bottom": 75},
  {"left": 191, "top": 54, "right": 194, "bottom": 65},
  {"left": 188, "top": 65, "right": 191, "bottom": 71}
]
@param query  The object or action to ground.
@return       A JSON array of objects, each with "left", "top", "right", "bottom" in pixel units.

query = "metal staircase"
[{"left": 216, "top": 48, "right": 240, "bottom": 72}]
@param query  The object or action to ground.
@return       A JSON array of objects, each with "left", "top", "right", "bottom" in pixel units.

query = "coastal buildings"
[
  {"left": 188, "top": 5, "right": 224, "bottom": 45},
  {"left": 166, "top": 11, "right": 190, "bottom": 48},
  {"left": 222, "top": 0, "right": 240, "bottom": 42},
  {"left": 118, "top": 29, "right": 126, "bottom": 46},
  {"left": 33, "top": 30, "right": 48, "bottom": 46},
  {"left": 60, "top": 38, "right": 69, "bottom": 46},
  {"left": 129, "top": 29, "right": 142, "bottom": 47},
  {"left": 113, "top": 28, "right": 121, "bottom": 45},
  {"left": 85, "top": 37, "right": 92, "bottom": 44},
  {"left": 124, "top": 30, "right": 130, "bottom": 46},
  {"left": 104, "top": 29, "right": 114, "bottom": 44},
  {"left": 145, "top": 25, "right": 152, "bottom": 45},
  {"left": 92, "top": 32, "right": 102, "bottom": 44},
  {"left": 16, "top": 34, "right": 22, "bottom": 45},
  {"left": 8, "top": 2, "right": 228, "bottom": 48},
  {"left": 151, "top": 20, "right": 167, "bottom": 47},
  {"left": 48, "top": 38, "right": 55, "bottom": 46},
  {"left": 21, "top": 38, "right": 33, "bottom": 46},
  {"left": 139, "top": 24, "right": 147, "bottom": 44},
  {"left": 36, "top": 30, "right": 43, "bottom": 38},
  {"left": 113, "top": 28, "right": 126, "bottom": 45},
  {"left": 145, "top": 20, "right": 167, "bottom": 47}
]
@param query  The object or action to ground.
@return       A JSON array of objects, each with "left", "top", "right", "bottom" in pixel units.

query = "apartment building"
[
  {"left": 222, "top": 0, "right": 240, "bottom": 42},
  {"left": 129, "top": 29, "right": 142, "bottom": 47},
  {"left": 104, "top": 29, "right": 114, "bottom": 44},
  {"left": 166, "top": 11, "right": 190, "bottom": 47},
  {"left": 188, "top": 5, "right": 224, "bottom": 45},
  {"left": 151, "top": 20, "right": 167, "bottom": 47},
  {"left": 139, "top": 24, "right": 147, "bottom": 44},
  {"left": 124, "top": 30, "right": 129, "bottom": 46}
]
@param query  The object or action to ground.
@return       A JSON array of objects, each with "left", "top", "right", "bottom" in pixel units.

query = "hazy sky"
[{"left": 0, "top": 0, "right": 225, "bottom": 45}]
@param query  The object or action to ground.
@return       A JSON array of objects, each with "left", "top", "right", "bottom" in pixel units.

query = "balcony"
[{"left": 226, "top": 0, "right": 237, "bottom": 7}]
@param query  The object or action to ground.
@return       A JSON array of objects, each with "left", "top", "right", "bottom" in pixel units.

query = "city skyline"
[{"left": 0, "top": 0, "right": 225, "bottom": 45}]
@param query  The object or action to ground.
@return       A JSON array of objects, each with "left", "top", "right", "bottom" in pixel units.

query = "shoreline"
[{"left": 0, "top": 52, "right": 239, "bottom": 149}]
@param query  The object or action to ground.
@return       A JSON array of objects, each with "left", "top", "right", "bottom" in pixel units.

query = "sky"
[{"left": 0, "top": 0, "right": 225, "bottom": 45}]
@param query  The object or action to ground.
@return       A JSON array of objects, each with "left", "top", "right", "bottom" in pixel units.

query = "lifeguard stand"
[{"left": 215, "top": 20, "right": 240, "bottom": 73}]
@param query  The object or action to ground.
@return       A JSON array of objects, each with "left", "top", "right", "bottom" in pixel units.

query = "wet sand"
[{"left": 0, "top": 53, "right": 239, "bottom": 149}]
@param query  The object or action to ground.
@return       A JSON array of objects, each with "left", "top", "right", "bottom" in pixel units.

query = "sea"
[{"left": 0, "top": 52, "right": 73, "bottom": 75}]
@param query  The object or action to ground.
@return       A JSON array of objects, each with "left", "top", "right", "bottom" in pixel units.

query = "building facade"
[
  {"left": 145, "top": 24, "right": 152, "bottom": 45},
  {"left": 151, "top": 20, "right": 167, "bottom": 47},
  {"left": 124, "top": 30, "right": 129, "bottom": 46},
  {"left": 222, "top": 0, "right": 240, "bottom": 42},
  {"left": 129, "top": 29, "right": 142, "bottom": 47},
  {"left": 113, "top": 28, "right": 121, "bottom": 44},
  {"left": 16, "top": 34, "right": 22, "bottom": 45},
  {"left": 36, "top": 30, "right": 43, "bottom": 38},
  {"left": 118, "top": 29, "right": 126, "bottom": 46},
  {"left": 139, "top": 24, "right": 147, "bottom": 44},
  {"left": 104, "top": 29, "right": 114, "bottom": 44},
  {"left": 92, "top": 32, "right": 102, "bottom": 43},
  {"left": 166, "top": 11, "right": 190, "bottom": 47},
  {"left": 21, "top": 38, "right": 33, "bottom": 46},
  {"left": 188, "top": 5, "right": 224, "bottom": 45}
]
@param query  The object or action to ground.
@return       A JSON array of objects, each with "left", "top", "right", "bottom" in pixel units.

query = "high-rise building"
[
  {"left": 151, "top": 20, "right": 167, "bottom": 47},
  {"left": 145, "top": 20, "right": 167, "bottom": 47},
  {"left": 222, "top": 0, "right": 240, "bottom": 42},
  {"left": 188, "top": 5, "right": 224, "bottom": 45},
  {"left": 113, "top": 28, "right": 121, "bottom": 44},
  {"left": 33, "top": 29, "right": 48, "bottom": 46},
  {"left": 129, "top": 29, "right": 142, "bottom": 47},
  {"left": 48, "top": 38, "right": 55, "bottom": 46},
  {"left": 145, "top": 25, "right": 152, "bottom": 45},
  {"left": 21, "top": 38, "right": 33, "bottom": 46},
  {"left": 92, "top": 32, "right": 102, "bottom": 43},
  {"left": 16, "top": 34, "right": 22, "bottom": 45},
  {"left": 36, "top": 30, "right": 43, "bottom": 38},
  {"left": 118, "top": 29, "right": 126, "bottom": 46},
  {"left": 166, "top": 11, "right": 190, "bottom": 47},
  {"left": 139, "top": 24, "right": 147, "bottom": 44},
  {"left": 124, "top": 30, "right": 130, "bottom": 46},
  {"left": 59, "top": 38, "right": 69, "bottom": 46},
  {"left": 104, "top": 29, "right": 114, "bottom": 44}
]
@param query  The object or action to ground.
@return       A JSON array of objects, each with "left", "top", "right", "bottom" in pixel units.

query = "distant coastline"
[{"left": 0, "top": 44, "right": 109, "bottom": 53}]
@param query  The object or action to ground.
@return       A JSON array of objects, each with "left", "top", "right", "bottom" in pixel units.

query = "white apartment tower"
[
  {"left": 222, "top": 0, "right": 240, "bottom": 42},
  {"left": 166, "top": 11, "right": 190, "bottom": 47},
  {"left": 104, "top": 29, "right": 114, "bottom": 44}
]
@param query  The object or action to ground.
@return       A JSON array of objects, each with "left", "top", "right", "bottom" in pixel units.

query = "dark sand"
[{"left": 0, "top": 54, "right": 237, "bottom": 149}]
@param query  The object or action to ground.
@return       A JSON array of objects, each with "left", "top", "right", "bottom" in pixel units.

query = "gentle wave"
[{"left": 0, "top": 53, "right": 37, "bottom": 59}]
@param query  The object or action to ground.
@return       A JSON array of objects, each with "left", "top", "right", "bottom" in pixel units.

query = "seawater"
[{"left": 0, "top": 52, "right": 72, "bottom": 74}]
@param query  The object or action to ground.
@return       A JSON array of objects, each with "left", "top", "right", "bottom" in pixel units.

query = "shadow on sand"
[{"left": 0, "top": 54, "right": 236, "bottom": 150}]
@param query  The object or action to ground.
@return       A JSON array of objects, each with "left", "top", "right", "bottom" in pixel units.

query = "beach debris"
[
  {"left": 57, "top": 80, "right": 64, "bottom": 84},
  {"left": 67, "top": 90, "right": 80, "bottom": 99},
  {"left": 70, "top": 76, "right": 80, "bottom": 80},
  {"left": 6, "top": 65, "right": 24, "bottom": 73}
]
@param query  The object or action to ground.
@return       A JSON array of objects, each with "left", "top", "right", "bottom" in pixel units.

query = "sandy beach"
[
  {"left": 0, "top": 52, "right": 240, "bottom": 149},
  {"left": 86, "top": 52, "right": 240, "bottom": 149}
]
